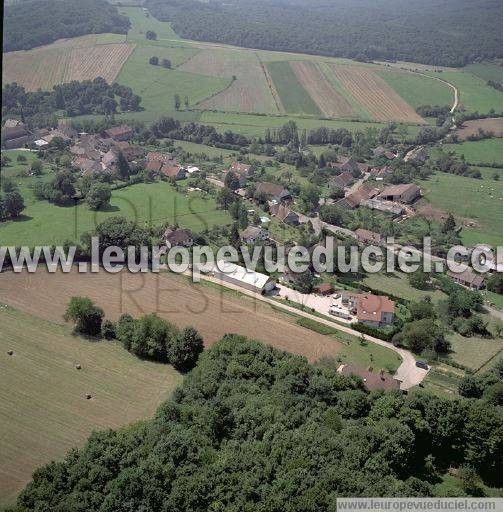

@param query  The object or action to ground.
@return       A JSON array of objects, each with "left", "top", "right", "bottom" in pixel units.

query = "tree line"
[{"left": 2, "top": 79, "right": 142, "bottom": 127}]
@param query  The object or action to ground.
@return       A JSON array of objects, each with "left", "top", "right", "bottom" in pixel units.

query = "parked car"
[{"left": 415, "top": 360, "right": 429, "bottom": 370}]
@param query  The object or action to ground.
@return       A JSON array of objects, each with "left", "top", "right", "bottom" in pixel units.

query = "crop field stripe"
[
  {"left": 289, "top": 60, "right": 356, "bottom": 119},
  {"left": 181, "top": 49, "right": 278, "bottom": 114},
  {"left": 330, "top": 64, "right": 425, "bottom": 124},
  {"left": 257, "top": 52, "right": 285, "bottom": 114},
  {"left": 266, "top": 61, "right": 322, "bottom": 117},
  {"left": 319, "top": 62, "right": 371, "bottom": 120},
  {"left": 3, "top": 41, "right": 135, "bottom": 91}
]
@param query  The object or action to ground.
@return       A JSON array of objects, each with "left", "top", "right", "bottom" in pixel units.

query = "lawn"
[
  {"left": 362, "top": 272, "right": 447, "bottom": 303},
  {"left": 0, "top": 305, "right": 182, "bottom": 507},
  {"left": 267, "top": 61, "right": 322, "bottom": 116},
  {"left": 0, "top": 159, "right": 231, "bottom": 246},
  {"left": 378, "top": 69, "right": 454, "bottom": 108},
  {"left": 295, "top": 317, "right": 402, "bottom": 373},
  {"left": 435, "top": 139, "right": 503, "bottom": 166},
  {"left": 419, "top": 170, "right": 503, "bottom": 247},
  {"left": 425, "top": 70, "right": 503, "bottom": 113}
]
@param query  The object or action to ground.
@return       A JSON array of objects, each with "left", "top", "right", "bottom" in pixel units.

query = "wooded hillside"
[
  {"left": 147, "top": 0, "right": 503, "bottom": 67},
  {"left": 17, "top": 335, "right": 503, "bottom": 510},
  {"left": 3, "top": 0, "right": 130, "bottom": 52}
]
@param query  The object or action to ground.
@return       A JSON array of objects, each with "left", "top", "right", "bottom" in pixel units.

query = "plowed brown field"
[
  {"left": 331, "top": 64, "right": 425, "bottom": 124},
  {"left": 0, "top": 269, "right": 341, "bottom": 362},
  {"left": 3, "top": 36, "right": 134, "bottom": 91},
  {"left": 290, "top": 61, "right": 355, "bottom": 118},
  {"left": 456, "top": 117, "right": 503, "bottom": 140}
]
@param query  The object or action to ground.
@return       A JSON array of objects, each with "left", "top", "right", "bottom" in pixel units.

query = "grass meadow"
[
  {"left": 419, "top": 169, "right": 503, "bottom": 247},
  {"left": 436, "top": 139, "right": 503, "bottom": 166},
  {"left": 0, "top": 305, "right": 182, "bottom": 507},
  {"left": 426, "top": 70, "right": 503, "bottom": 113},
  {"left": 378, "top": 69, "right": 454, "bottom": 108}
]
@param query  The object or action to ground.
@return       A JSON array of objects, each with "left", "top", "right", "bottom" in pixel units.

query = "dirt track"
[{"left": 0, "top": 269, "right": 341, "bottom": 362}]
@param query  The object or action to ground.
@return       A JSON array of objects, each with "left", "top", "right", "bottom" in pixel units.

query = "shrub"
[
  {"left": 101, "top": 319, "right": 116, "bottom": 340},
  {"left": 64, "top": 296, "right": 104, "bottom": 336}
]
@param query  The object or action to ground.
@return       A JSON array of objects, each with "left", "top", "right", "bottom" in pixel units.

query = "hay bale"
[
  {"left": 75, "top": 364, "right": 82, "bottom": 370},
  {"left": 7, "top": 350, "right": 14, "bottom": 356},
  {"left": 86, "top": 394, "right": 92, "bottom": 400}
]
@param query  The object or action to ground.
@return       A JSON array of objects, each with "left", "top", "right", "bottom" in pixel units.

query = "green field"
[
  {"left": 435, "top": 139, "right": 503, "bottom": 166},
  {"left": 362, "top": 272, "right": 447, "bottom": 303},
  {"left": 116, "top": 45, "right": 229, "bottom": 112},
  {"left": 119, "top": 6, "right": 180, "bottom": 44},
  {"left": 465, "top": 62, "right": 503, "bottom": 83},
  {"left": 378, "top": 70, "right": 454, "bottom": 108},
  {"left": 443, "top": 314, "right": 503, "bottom": 370},
  {"left": 0, "top": 152, "right": 231, "bottom": 246},
  {"left": 0, "top": 305, "right": 182, "bottom": 507},
  {"left": 419, "top": 170, "right": 503, "bottom": 247},
  {"left": 294, "top": 317, "right": 402, "bottom": 373},
  {"left": 267, "top": 61, "right": 322, "bottom": 116},
  {"left": 426, "top": 70, "right": 503, "bottom": 113}
]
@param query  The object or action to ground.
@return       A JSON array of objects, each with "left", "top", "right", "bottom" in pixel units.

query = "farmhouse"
[
  {"left": 146, "top": 151, "right": 174, "bottom": 164},
  {"left": 228, "top": 161, "right": 254, "bottom": 186},
  {"left": 328, "top": 157, "right": 369, "bottom": 175},
  {"left": 213, "top": 260, "right": 276, "bottom": 294},
  {"left": 256, "top": 182, "right": 291, "bottom": 203},
  {"left": 378, "top": 183, "right": 421, "bottom": 204},
  {"left": 1, "top": 125, "right": 33, "bottom": 149},
  {"left": 160, "top": 164, "right": 187, "bottom": 180},
  {"left": 337, "top": 364, "right": 401, "bottom": 391},
  {"left": 164, "top": 228, "right": 194, "bottom": 248},
  {"left": 4, "top": 119, "right": 24, "bottom": 128},
  {"left": 356, "top": 294, "right": 395, "bottom": 327},
  {"left": 72, "top": 157, "right": 102, "bottom": 175},
  {"left": 330, "top": 171, "right": 354, "bottom": 189},
  {"left": 240, "top": 226, "right": 269, "bottom": 244},
  {"left": 447, "top": 269, "right": 484, "bottom": 290},
  {"left": 373, "top": 146, "right": 397, "bottom": 160},
  {"left": 404, "top": 146, "right": 428, "bottom": 165},
  {"left": 355, "top": 228, "right": 383, "bottom": 246},
  {"left": 269, "top": 203, "right": 300, "bottom": 225},
  {"left": 336, "top": 184, "right": 379, "bottom": 210},
  {"left": 102, "top": 124, "right": 133, "bottom": 141},
  {"left": 360, "top": 198, "right": 404, "bottom": 217}
]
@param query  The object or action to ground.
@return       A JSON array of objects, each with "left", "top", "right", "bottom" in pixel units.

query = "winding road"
[{"left": 197, "top": 272, "right": 429, "bottom": 390}]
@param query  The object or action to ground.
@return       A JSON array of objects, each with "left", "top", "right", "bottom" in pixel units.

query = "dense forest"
[
  {"left": 147, "top": 0, "right": 503, "bottom": 67},
  {"left": 16, "top": 335, "right": 503, "bottom": 510},
  {"left": 3, "top": 0, "right": 130, "bottom": 51}
]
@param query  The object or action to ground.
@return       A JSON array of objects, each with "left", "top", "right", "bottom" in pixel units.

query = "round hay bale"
[
  {"left": 7, "top": 350, "right": 14, "bottom": 356},
  {"left": 75, "top": 364, "right": 82, "bottom": 370},
  {"left": 86, "top": 394, "right": 92, "bottom": 400}
]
